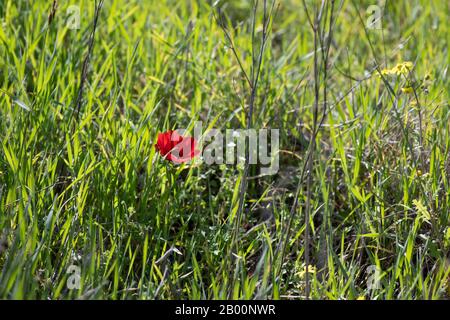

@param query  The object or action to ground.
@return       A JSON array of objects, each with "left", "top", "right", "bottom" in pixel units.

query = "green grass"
[{"left": 0, "top": 0, "right": 449, "bottom": 299}]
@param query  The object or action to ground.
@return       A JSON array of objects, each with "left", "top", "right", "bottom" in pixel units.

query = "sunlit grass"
[{"left": 0, "top": 0, "right": 448, "bottom": 299}]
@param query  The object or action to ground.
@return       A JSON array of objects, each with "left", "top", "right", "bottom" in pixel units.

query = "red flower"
[{"left": 155, "top": 130, "right": 200, "bottom": 164}]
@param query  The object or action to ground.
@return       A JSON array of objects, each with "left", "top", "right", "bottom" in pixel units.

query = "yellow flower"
[
  {"left": 381, "top": 68, "right": 393, "bottom": 75},
  {"left": 298, "top": 265, "right": 317, "bottom": 277},
  {"left": 379, "top": 61, "right": 414, "bottom": 77},
  {"left": 396, "top": 61, "right": 414, "bottom": 74},
  {"left": 392, "top": 62, "right": 412, "bottom": 75},
  {"left": 357, "top": 296, "right": 366, "bottom": 300},
  {"left": 401, "top": 86, "right": 414, "bottom": 94}
]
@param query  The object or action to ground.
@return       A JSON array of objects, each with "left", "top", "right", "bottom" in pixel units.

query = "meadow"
[{"left": 0, "top": 0, "right": 449, "bottom": 299}]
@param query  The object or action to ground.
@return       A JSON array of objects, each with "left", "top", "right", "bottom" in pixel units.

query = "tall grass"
[{"left": 0, "top": 0, "right": 449, "bottom": 299}]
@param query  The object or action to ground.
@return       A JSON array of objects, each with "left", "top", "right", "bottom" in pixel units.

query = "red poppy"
[{"left": 155, "top": 130, "right": 200, "bottom": 164}]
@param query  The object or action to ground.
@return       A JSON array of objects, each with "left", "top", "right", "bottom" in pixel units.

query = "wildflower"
[
  {"left": 401, "top": 86, "right": 414, "bottom": 94},
  {"left": 155, "top": 130, "right": 200, "bottom": 164},
  {"left": 395, "top": 61, "right": 414, "bottom": 74},
  {"left": 298, "top": 265, "right": 317, "bottom": 278},
  {"left": 380, "top": 68, "right": 395, "bottom": 76},
  {"left": 380, "top": 68, "right": 394, "bottom": 76},
  {"left": 379, "top": 61, "right": 414, "bottom": 77}
]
